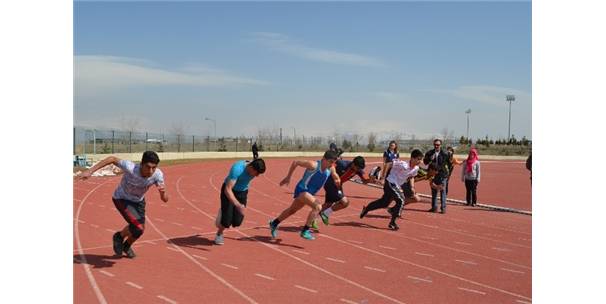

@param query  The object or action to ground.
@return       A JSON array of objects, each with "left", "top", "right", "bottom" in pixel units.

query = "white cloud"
[
  {"left": 250, "top": 32, "right": 385, "bottom": 67},
  {"left": 74, "top": 55, "right": 269, "bottom": 95}
]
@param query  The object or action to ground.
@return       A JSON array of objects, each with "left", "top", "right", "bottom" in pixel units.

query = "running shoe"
[
  {"left": 123, "top": 242, "right": 136, "bottom": 258},
  {"left": 300, "top": 229, "right": 315, "bottom": 240},
  {"left": 320, "top": 212, "right": 330, "bottom": 225},
  {"left": 311, "top": 219, "right": 319, "bottom": 230},
  {"left": 269, "top": 220, "right": 278, "bottom": 239},
  {"left": 112, "top": 232, "right": 124, "bottom": 256},
  {"left": 214, "top": 234, "right": 224, "bottom": 245},
  {"left": 388, "top": 221, "right": 400, "bottom": 231},
  {"left": 359, "top": 205, "right": 368, "bottom": 219}
]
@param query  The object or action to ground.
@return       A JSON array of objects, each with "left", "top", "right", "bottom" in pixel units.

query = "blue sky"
[{"left": 74, "top": 1, "right": 531, "bottom": 141}]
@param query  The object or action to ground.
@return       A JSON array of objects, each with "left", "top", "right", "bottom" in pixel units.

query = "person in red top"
[{"left": 317, "top": 156, "right": 376, "bottom": 225}]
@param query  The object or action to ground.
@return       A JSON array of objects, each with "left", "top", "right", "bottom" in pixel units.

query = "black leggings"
[
  {"left": 465, "top": 180, "right": 478, "bottom": 205},
  {"left": 366, "top": 182, "right": 405, "bottom": 218}
]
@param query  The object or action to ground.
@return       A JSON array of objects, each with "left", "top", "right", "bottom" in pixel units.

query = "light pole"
[
  {"left": 204, "top": 117, "right": 216, "bottom": 139},
  {"left": 506, "top": 95, "right": 515, "bottom": 140},
  {"left": 291, "top": 126, "right": 296, "bottom": 147},
  {"left": 465, "top": 109, "right": 471, "bottom": 141}
]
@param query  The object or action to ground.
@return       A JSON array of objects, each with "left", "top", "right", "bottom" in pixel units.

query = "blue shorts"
[{"left": 294, "top": 186, "right": 319, "bottom": 198}]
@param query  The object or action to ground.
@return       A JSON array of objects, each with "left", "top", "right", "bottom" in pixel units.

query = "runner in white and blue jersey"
[
  {"left": 269, "top": 150, "right": 340, "bottom": 240},
  {"left": 77, "top": 151, "right": 169, "bottom": 259}
]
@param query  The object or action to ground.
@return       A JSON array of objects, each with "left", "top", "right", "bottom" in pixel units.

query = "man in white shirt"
[{"left": 360, "top": 149, "right": 424, "bottom": 230}]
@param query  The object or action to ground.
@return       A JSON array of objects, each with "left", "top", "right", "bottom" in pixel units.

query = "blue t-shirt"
[
  {"left": 113, "top": 160, "right": 164, "bottom": 202},
  {"left": 383, "top": 150, "right": 399, "bottom": 163},
  {"left": 224, "top": 160, "right": 255, "bottom": 191}
]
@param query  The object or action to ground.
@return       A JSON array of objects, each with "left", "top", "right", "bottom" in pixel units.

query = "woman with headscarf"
[{"left": 461, "top": 148, "right": 481, "bottom": 206}]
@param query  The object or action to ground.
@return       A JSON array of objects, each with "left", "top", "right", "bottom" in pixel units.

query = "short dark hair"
[
  {"left": 410, "top": 149, "right": 423, "bottom": 159},
  {"left": 323, "top": 150, "right": 338, "bottom": 160},
  {"left": 433, "top": 138, "right": 442, "bottom": 145},
  {"left": 352, "top": 156, "right": 365, "bottom": 169},
  {"left": 249, "top": 158, "right": 266, "bottom": 174},
  {"left": 142, "top": 151, "right": 160, "bottom": 164}
]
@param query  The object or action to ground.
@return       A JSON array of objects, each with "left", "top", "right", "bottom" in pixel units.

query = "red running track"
[{"left": 74, "top": 158, "right": 532, "bottom": 304}]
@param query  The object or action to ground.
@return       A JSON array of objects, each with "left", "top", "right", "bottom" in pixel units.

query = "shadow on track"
[
  {"left": 169, "top": 234, "right": 213, "bottom": 251},
  {"left": 73, "top": 254, "right": 121, "bottom": 268}
]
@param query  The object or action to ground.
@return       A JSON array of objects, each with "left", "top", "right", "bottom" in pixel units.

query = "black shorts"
[
  {"left": 219, "top": 183, "right": 248, "bottom": 228},
  {"left": 112, "top": 198, "right": 146, "bottom": 232},
  {"left": 323, "top": 179, "right": 344, "bottom": 203},
  {"left": 400, "top": 182, "right": 414, "bottom": 199}
]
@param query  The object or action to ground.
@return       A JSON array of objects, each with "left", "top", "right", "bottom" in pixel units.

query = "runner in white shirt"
[
  {"left": 77, "top": 151, "right": 169, "bottom": 258},
  {"left": 360, "top": 149, "right": 424, "bottom": 230}
]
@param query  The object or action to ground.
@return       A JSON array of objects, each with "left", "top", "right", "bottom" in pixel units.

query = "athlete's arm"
[
  {"left": 157, "top": 183, "right": 169, "bottom": 202},
  {"left": 224, "top": 179, "right": 246, "bottom": 214},
  {"left": 279, "top": 160, "right": 316, "bottom": 186},
  {"left": 330, "top": 166, "right": 341, "bottom": 189},
  {"left": 77, "top": 156, "right": 121, "bottom": 179}
]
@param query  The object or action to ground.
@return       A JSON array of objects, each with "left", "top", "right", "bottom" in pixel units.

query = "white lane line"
[
  {"left": 422, "top": 236, "right": 438, "bottom": 240},
  {"left": 90, "top": 224, "right": 100, "bottom": 228},
  {"left": 415, "top": 252, "right": 435, "bottom": 257},
  {"left": 255, "top": 273, "right": 275, "bottom": 281},
  {"left": 75, "top": 180, "right": 110, "bottom": 304},
  {"left": 166, "top": 246, "right": 180, "bottom": 252},
  {"left": 319, "top": 233, "right": 531, "bottom": 301},
  {"left": 292, "top": 249, "right": 310, "bottom": 255},
  {"left": 294, "top": 285, "right": 318, "bottom": 293},
  {"left": 364, "top": 266, "right": 386, "bottom": 273},
  {"left": 455, "top": 241, "right": 472, "bottom": 246},
  {"left": 191, "top": 226, "right": 203, "bottom": 230},
  {"left": 126, "top": 281, "right": 143, "bottom": 289},
  {"left": 76, "top": 219, "right": 85, "bottom": 223},
  {"left": 407, "top": 276, "right": 433, "bottom": 283},
  {"left": 99, "top": 270, "right": 114, "bottom": 277},
  {"left": 458, "top": 287, "right": 486, "bottom": 295},
  {"left": 146, "top": 240, "right": 157, "bottom": 245},
  {"left": 99, "top": 204, "right": 105, "bottom": 207},
  {"left": 192, "top": 254, "right": 207, "bottom": 261},
  {"left": 325, "top": 257, "right": 346, "bottom": 263},
  {"left": 492, "top": 247, "right": 512, "bottom": 252},
  {"left": 221, "top": 263, "right": 239, "bottom": 270},
  {"left": 379, "top": 245, "right": 396, "bottom": 250},
  {"left": 157, "top": 295, "right": 178, "bottom": 304},
  {"left": 501, "top": 268, "right": 525, "bottom": 274},
  {"left": 171, "top": 222, "right": 184, "bottom": 226},
  {"left": 340, "top": 299, "right": 358, "bottom": 304},
  {"left": 105, "top": 228, "right": 114, "bottom": 233},
  {"left": 516, "top": 300, "right": 532, "bottom": 304},
  {"left": 455, "top": 259, "right": 478, "bottom": 265},
  {"left": 347, "top": 240, "right": 363, "bottom": 244},
  {"left": 155, "top": 218, "right": 165, "bottom": 222}
]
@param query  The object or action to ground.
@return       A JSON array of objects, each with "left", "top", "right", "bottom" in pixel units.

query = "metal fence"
[{"left": 73, "top": 126, "right": 531, "bottom": 156}]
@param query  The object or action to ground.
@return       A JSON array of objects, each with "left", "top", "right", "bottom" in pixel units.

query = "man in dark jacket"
[{"left": 423, "top": 139, "right": 452, "bottom": 213}]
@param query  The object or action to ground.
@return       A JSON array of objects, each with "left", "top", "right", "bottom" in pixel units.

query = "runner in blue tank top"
[{"left": 269, "top": 150, "right": 340, "bottom": 240}]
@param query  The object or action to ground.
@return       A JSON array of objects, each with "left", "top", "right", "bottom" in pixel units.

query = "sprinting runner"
[
  {"left": 318, "top": 156, "right": 375, "bottom": 225},
  {"left": 77, "top": 151, "right": 168, "bottom": 258},
  {"left": 269, "top": 150, "right": 340, "bottom": 240},
  {"left": 214, "top": 158, "right": 266, "bottom": 245},
  {"left": 360, "top": 149, "right": 423, "bottom": 230}
]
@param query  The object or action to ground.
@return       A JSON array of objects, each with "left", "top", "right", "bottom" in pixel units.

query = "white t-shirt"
[
  {"left": 386, "top": 159, "right": 419, "bottom": 186},
  {"left": 113, "top": 160, "right": 164, "bottom": 202}
]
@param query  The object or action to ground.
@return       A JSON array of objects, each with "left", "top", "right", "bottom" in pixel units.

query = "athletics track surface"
[{"left": 74, "top": 158, "right": 531, "bottom": 304}]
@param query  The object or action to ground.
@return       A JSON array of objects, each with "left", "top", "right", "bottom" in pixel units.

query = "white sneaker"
[{"left": 214, "top": 234, "right": 224, "bottom": 245}]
